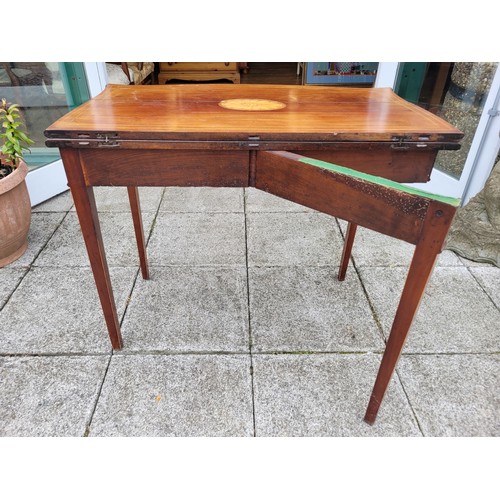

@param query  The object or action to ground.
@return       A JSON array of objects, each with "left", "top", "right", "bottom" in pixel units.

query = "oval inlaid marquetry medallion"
[{"left": 218, "top": 98, "right": 286, "bottom": 111}]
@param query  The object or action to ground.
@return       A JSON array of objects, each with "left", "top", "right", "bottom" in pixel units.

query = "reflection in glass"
[
  {"left": 396, "top": 62, "right": 498, "bottom": 180},
  {"left": 304, "top": 62, "right": 379, "bottom": 86},
  {"left": 437, "top": 62, "right": 497, "bottom": 178},
  {"left": 0, "top": 62, "right": 72, "bottom": 170}
]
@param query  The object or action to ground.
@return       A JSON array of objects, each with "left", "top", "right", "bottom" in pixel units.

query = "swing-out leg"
[{"left": 364, "top": 202, "right": 455, "bottom": 424}]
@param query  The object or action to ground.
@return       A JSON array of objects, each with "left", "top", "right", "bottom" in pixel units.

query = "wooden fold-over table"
[{"left": 45, "top": 84, "right": 463, "bottom": 424}]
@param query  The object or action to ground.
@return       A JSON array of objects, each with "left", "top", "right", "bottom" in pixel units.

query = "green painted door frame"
[
  {"left": 395, "top": 62, "right": 428, "bottom": 104},
  {"left": 60, "top": 62, "right": 91, "bottom": 109}
]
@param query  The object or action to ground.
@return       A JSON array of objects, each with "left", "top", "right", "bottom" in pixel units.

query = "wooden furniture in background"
[
  {"left": 128, "top": 63, "right": 154, "bottom": 85},
  {"left": 106, "top": 63, "right": 154, "bottom": 85},
  {"left": 428, "top": 62, "right": 453, "bottom": 112},
  {"left": 158, "top": 62, "right": 241, "bottom": 84},
  {"left": 45, "top": 84, "right": 462, "bottom": 424},
  {"left": 238, "top": 63, "right": 249, "bottom": 74}
]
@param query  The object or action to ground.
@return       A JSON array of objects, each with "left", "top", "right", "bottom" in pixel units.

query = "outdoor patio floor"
[{"left": 0, "top": 186, "right": 498, "bottom": 437}]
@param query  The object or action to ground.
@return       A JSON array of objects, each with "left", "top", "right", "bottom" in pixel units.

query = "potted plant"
[{"left": 0, "top": 98, "right": 34, "bottom": 266}]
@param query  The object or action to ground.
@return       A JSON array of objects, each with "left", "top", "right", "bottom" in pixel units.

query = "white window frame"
[{"left": 26, "top": 63, "right": 108, "bottom": 206}]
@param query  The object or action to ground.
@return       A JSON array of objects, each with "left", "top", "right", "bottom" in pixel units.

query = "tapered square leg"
[
  {"left": 127, "top": 186, "right": 149, "bottom": 279},
  {"left": 61, "top": 149, "right": 123, "bottom": 350},
  {"left": 338, "top": 222, "right": 357, "bottom": 281},
  {"left": 364, "top": 202, "right": 456, "bottom": 424}
]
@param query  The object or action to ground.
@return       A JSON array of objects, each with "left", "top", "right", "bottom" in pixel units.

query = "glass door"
[
  {"left": 0, "top": 62, "right": 91, "bottom": 205},
  {"left": 395, "top": 62, "right": 500, "bottom": 204}
]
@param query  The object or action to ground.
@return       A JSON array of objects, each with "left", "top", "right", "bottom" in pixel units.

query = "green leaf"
[
  {"left": 0, "top": 101, "right": 33, "bottom": 162},
  {"left": 17, "top": 131, "right": 31, "bottom": 143}
]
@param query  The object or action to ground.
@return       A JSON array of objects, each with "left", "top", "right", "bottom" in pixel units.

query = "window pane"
[
  {"left": 396, "top": 62, "right": 498, "bottom": 179},
  {"left": 304, "top": 62, "right": 379, "bottom": 86},
  {"left": 0, "top": 62, "right": 73, "bottom": 170}
]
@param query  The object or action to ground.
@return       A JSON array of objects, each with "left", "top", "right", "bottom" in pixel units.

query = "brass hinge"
[
  {"left": 71, "top": 132, "right": 120, "bottom": 147},
  {"left": 96, "top": 133, "right": 120, "bottom": 147},
  {"left": 391, "top": 135, "right": 410, "bottom": 149},
  {"left": 391, "top": 134, "right": 430, "bottom": 149}
]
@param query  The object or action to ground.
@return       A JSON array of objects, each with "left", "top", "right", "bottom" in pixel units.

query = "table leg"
[
  {"left": 127, "top": 186, "right": 149, "bottom": 279},
  {"left": 364, "top": 241, "right": 438, "bottom": 424},
  {"left": 60, "top": 149, "right": 123, "bottom": 350},
  {"left": 364, "top": 202, "right": 455, "bottom": 424},
  {"left": 338, "top": 222, "right": 357, "bottom": 281}
]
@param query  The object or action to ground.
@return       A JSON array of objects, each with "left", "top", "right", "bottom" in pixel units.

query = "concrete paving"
[{"left": 0, "top": 186, "right": 498, "bottom": 436}]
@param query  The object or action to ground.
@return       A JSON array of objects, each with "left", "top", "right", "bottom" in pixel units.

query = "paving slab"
[
  {"left": 0, "top": 267, "right": 136, "bottom": 354},
  {"left": 90, "top": 354, "right": 254, "bottom": 436},
  {"left": 337, "top": 222, "right": 463, "bottom": 268},
  {"left": 249, "top": 266, "right": 384, "bottom": 352},
  {"left": 121, "top": 267, "right": 249, "bottom": 352},
  {"left": 245, "top": 187, "right": 315, "bottom": 213},
  {"left": 160, "top": 186, "right": 244, "bottom": 212},
  {"left": 32, "top": 190, "right": 73, "bottom": 212},
  {"left": 70, "top": 186, "right": 165, "bottom": 213},
  {"left": 457, "top": 255, "right": 496, "bottom": 267},
  {"left": 467, "top": 265, "right": 500, "bottom": 308},
  {"left": 359, "top": 266, "right": 500, "bottom": 353},
  {"left": 6, "top": 212, "right": 66, "bottom": 268},
  {"left": 35, "top": 212, "right": 156, "bottom": 267},
  {"left": 247, "top": 212, "right": 344, "bottom": 267},
  {"left": 0, "top": 268, "right": 27, "bottom": 309},
  {"left": 252, "top": 353, "right": 421, "bottom": 436},
  {"left": 147, "top": 212, "right": 246, "bottom": 266},
  {"left": 398, "top": 354, "right": 500, "bottom": 436},
  {"left": 0, "top": 355, "right": 109, "bottom": 436}
]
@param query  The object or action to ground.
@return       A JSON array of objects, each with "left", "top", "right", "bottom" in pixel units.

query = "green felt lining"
[{"left": 298, "top": 157, "right": 461, "bottom": 207}]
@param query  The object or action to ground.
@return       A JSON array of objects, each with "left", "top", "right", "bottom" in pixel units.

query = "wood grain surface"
[{"left": 45, "top": 84, "right": 463, "bottom": 143}]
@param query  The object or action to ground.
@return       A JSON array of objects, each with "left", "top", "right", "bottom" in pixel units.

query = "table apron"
[
  {"left": 78, "top": 149, "right": 250, "bottom": 187},
  {"left": 73, "top": 145, "right": 440, "bottom": 187},
  {"left": 289, "top": 147, "right": 439, "bottom": 183}
]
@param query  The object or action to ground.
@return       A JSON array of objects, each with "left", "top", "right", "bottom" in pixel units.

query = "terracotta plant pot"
[{"left": 0, "top": 160, "right": 31, "bottom": 266}]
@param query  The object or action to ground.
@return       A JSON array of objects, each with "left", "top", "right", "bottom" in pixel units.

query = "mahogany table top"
[{"left": 45, "top": 84, "right": 463, "bottom": 144}]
